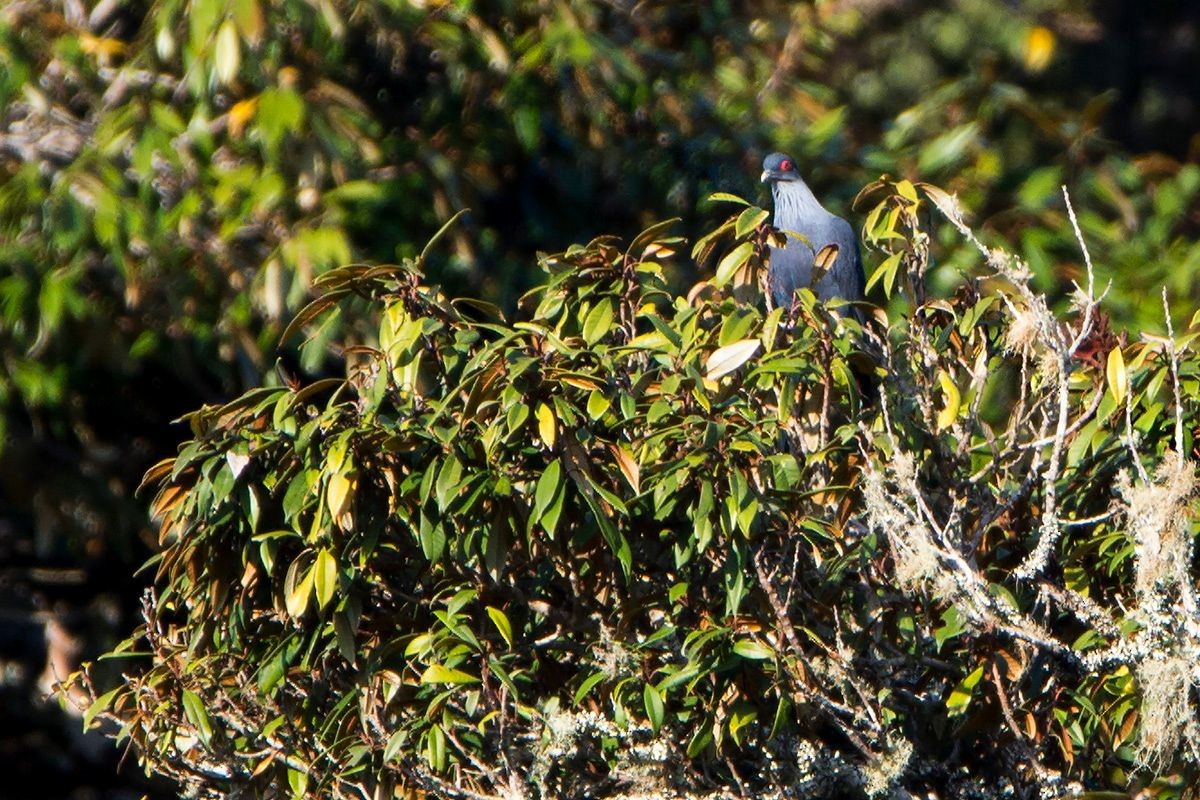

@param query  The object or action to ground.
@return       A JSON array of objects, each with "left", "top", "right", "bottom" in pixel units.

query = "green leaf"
[
  {"left": 435, "top": 455, "right": 463, "bottom": 509},
  {"left": 314, "top": 548, "right": 337, "bottom": 610},
  {"left": 769, "top": 695, "right": 791, "bottom": 739},
  {"left": 732, "top": 640, "right": 774, "bottom": 660},
  {"left": 181, "top": 689, "right": 214, "bottom": 747},
  {"left": 257, "top": 87, "right": 306, "bottom": 154},
  {"left": 534, "top": 459, "right": 563, "bottom": 521},
  {"left": 334, "top": 611, "right": 357, "bottom": 665},
  {"left": 734, "top": 206, "right": 769, "bottom": 238},
  {"left": 83, "top": 686, "right": 122, "bottom": 732},
  {"left": 404, "top": 633, "right": 434, "bottom": 658},
  {"left": 865, "top": 251, "right": 903, "bottom": 296},
  {"left": 946, "top": 665, "right": 986, "bottom": 715},
  {"left": 419, "top": 209, "right": 470, "bottom": 263},
  {"left": 582, "top": 298, "right": 615, "bottom": 345},
  {"left": 419, "top": 513, "right": 447, "bottom": 563},
  {"left": 714, "top": 241, "right": 753, "bottom": 286},
  {"left": 426, "top": 724, "right": 447, "bottom": 772},
  {"left": 586, "top": 390, "right": 612, "bottom": 420},
  {"left": 579, "top": 488, "right": 631, "bottom": 580},
  {"left": 727, "top": 702, "right": 757, "bottom": 746},
  {"left": 486, "top": 606, "right": 513, "bottom": 647},
  {"left": 706, "top": 191, "right": 751, "bottom": 206},
  {"left": 627, "top": 217, "right": 681, "bottom": 255},
  {"left": 383, "top": 728, "right": 406, "bottom": 763},
  {"left": 574, "top": 671, "right": 607, "bottom": 705},
  {"left": 258, "top": 650, "right": 286, "bottom": 695},
  {"left": 288, "top": 767, "right": 308, "bottom": 796},
  {"left": 686, "top": 722, "right": 713, "bottom": 758},
  {"left": 643, "top": 683, "right": 665, "bottom": 733}
]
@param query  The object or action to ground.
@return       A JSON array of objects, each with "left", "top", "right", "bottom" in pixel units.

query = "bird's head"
[{"left": 761, "top": 152, "right": 801, "bottom": 184}]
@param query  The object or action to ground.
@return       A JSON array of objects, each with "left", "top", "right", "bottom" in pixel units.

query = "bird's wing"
[
  {"left": 768, "top": 236, "right": 812, "bottom": 309},
  {"left": 829, "top": 215, "right": 865, "bottom": 304}
]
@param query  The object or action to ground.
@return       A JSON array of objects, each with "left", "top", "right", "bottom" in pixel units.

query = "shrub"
[{"left": 76, "top": 183, "right": 1200, "bottom": 799}]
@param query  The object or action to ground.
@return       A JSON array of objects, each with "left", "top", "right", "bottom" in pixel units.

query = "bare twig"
[{"left": 1163, "top": 288, "right": 1185, "bottom": 465}]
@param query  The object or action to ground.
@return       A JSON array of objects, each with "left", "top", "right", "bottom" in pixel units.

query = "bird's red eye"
[{"left": 779, "top": 159, "right": 792, "bottom": 171}]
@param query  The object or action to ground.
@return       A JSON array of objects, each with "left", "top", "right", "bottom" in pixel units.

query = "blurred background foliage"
[{"left": 0, "top": 0, "right": 1197, "bottom": 796}]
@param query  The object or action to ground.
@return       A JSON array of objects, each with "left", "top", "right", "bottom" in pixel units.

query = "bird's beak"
[{"left": 760, "top": 170, "right": 771, "bottom": 183}]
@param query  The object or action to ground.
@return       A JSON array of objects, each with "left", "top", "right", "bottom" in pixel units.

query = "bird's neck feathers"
[{"left": 773, "top": 178, "right": 827, "bottom": 219}]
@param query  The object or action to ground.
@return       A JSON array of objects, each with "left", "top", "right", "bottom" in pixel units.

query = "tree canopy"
[
  {"left": 2, "top": 1, "right": 1199, "bottom": 798},
  {"left": 78, "top": 183, "right": 1200, "bottom": 798}
]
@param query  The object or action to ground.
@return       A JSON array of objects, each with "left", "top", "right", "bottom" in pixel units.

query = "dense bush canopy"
[
  {"left": 3, "top": 1, "right": 1200, "bottom": 797},
  {"left": 79, "top": 183, "right": 1200, "bottom": 799}
]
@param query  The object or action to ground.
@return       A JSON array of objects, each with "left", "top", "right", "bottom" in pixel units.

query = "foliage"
[
  {"left": 5, "top": 1, "right": 1198, "bottom": 583},
  {"left": 4, "top": 1, "right": 1200, "bottom": 796},
  {"left": 78, "top": 183, "right": 1200, "bottom": 799}
]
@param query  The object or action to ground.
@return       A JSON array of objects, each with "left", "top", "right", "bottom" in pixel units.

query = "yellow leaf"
[
  {"left": 284, "top": 557, "right": 313, "bottom": 618},
  {"left": 705, "top": 338, "right": 761, "bottom": 380},
  {"left": 537, "top": 402, "right": 556, "bottom": 449},
  {"left": 326, "top": 468, "right": 357, "bottom": 529},
  {"left": 1023, "top": 26, "right": 1055, "bottom": 73},
  {"left": 420, "top": 664, "right": 478, "bottom": 685},
  {"left": 936, "top": 370, "right": 960, "bottom": 431},
  {"left": 1107, "top": 346, "right": 1128, "bottom": 406},
  {"left": 214, "top": 19, "right": 241, "bottom": 85},
  {"left": 228, "top": 97, "right": 258, "bottom": 138},
  {"left": 79, "top": 34, "right": 127, "bottom": 59}
]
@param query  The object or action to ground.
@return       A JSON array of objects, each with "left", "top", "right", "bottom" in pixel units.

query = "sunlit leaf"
[
  {"left": 714, "top": 241, "right": 753, "bottom": 286},
  {"left": 314, "top": 548, "right": 337, "bottom": 610},
  {"left": 610, "top": 444, "right": 640, "bottom": 494},
  {"left": 734, "top": 207, "right": 769, "bottom": 239},
  {"left": 1107, "top": 346, "right": 1128, "bottom": 406},
  {"left": 582, "top": 298, "right": 615, "bottom": 345},
  {"left": 706, "top": 192, "right": 750, "bottom": 206},
  {"left": 284, "top": 556, "right": 314, "bottom": 618},
  {"left": 727, "top": 702, "right": 757, "bottom": 746},
  {"left": 946, "top": 665, "right": 986, "bottom": 715},
  {"left": 426, "top": 724, "right": 446, "bottom": 772},
  {"left": 213, "top": 20, "right": 240, "bottom": 85},
  {"left": 705, "top": 338, "right": 761, "bottom": 380},
  {"left": 486, "top": 606, "right": 513, "bottom": 647},
  {"left": 936, "top": 370, "right": 961, "bottom": 430},
  {"left": 1023, "top": 25, "right": 1056, "bottom": 72},
  {"left": 865, "top": 251, "right": 903, "bottom": 296},
  {"left": 420, "top": 664, "right": 479, "bottom": 685},
  {"left": 536, "top": 402, "right": 556, "bottom": 448}
]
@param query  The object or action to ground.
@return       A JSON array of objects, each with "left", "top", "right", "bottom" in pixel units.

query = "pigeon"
[{"left": 760, "top": 152, "right": 865, "bottom": 318}]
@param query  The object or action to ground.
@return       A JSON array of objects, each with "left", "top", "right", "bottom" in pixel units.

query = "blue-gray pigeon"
[{"left": 760, "top": 153, "right": 865, "bottom": 318}]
